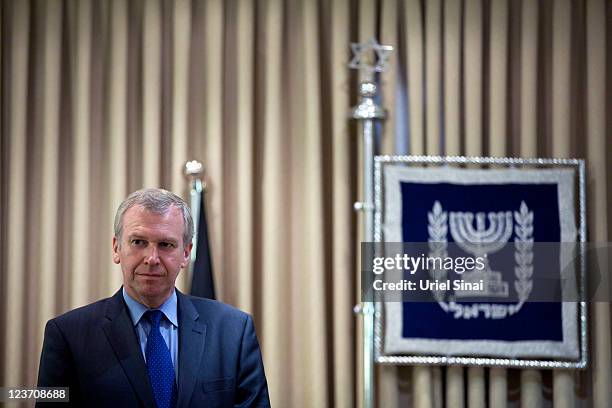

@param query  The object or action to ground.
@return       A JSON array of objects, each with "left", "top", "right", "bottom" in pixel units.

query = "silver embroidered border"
[{"left": 373, "top": 155, "right": 587, "bottom": 369}]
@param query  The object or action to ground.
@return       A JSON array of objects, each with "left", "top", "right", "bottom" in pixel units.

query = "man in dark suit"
[{"left": 37, "top": 188, "right": 270, "bottom": 407}]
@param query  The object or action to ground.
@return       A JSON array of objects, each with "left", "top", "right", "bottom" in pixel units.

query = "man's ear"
[
  {"left": 112, "top": 236, "right": 121, "bottom": 264},
  {"left": 180, "top": 242, "right": 193, "bottom": 268}
]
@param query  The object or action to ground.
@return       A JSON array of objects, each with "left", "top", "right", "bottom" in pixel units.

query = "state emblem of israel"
[
  {"left": 427, "top": 200, "right": 534, "bottom": 320},
  {"left": 379, "top": 163, "right": 582, "bottom": 360}
]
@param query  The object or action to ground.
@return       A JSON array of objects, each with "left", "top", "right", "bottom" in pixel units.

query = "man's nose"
[{"left": 144, "top": 245, "right": 160, "bottom": 264}]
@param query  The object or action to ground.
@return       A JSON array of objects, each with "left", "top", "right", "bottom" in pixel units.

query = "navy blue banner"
[{"left": 400, "top": 182, "right": 563, "bottom": 342}]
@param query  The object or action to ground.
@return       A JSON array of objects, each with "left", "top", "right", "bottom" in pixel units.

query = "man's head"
[{"left": 112, "top": 188, "right": 194, "bottom": 308}]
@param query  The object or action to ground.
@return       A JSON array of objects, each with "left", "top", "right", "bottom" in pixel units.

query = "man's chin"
[{"left": 128, "top": 284, "right": 173, "bottom": 307}]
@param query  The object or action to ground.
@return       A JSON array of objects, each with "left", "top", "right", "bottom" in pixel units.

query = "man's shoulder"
[
  {"left": 182, "top": 294, "right": 251, "bottom": 324},
  {"left": 49, "top": 296, "right": 113, "bottom": 328},
  {"left": 183, "top": 294, "right": 248, "bottom": 316}
]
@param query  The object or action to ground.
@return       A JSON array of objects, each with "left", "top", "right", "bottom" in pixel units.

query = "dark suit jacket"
[{"left": 37, "top": 288, "right": 270, "bottom": 407}]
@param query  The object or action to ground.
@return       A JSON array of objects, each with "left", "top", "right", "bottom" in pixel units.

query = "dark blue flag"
[
  {"left": 400, "top": 181, "right": 562, "bottom": 342},
  {"left": 190, "top": 191, "right": 216, "bottom": 299}
]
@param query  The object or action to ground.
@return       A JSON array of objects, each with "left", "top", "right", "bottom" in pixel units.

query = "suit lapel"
[
  {"left": 176, "top": 291, "right": 207, "bottom": 408},
  {"left": 102, "top": 289, "right": 156, "bottom": 408}
]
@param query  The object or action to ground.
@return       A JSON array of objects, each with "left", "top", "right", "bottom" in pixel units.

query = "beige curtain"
[
  {"left": 376, "top": 0, "right": 611, "bottom": 407},
  {"left": 1, "top": 0, "right": 358, "bottom": 406}
]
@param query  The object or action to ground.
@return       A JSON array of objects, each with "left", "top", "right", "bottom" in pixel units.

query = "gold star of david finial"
[{"left": 348, "top": 38, "right": 393, "bottom": 80}]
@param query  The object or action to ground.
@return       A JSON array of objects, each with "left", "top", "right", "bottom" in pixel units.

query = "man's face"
[{"left": 112, "top": 204, "right": 192, "bottom": 308}]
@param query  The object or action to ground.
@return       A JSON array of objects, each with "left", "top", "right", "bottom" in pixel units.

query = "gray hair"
[{"left": 114, "top": 188, "right": 194, "bottom": 247}]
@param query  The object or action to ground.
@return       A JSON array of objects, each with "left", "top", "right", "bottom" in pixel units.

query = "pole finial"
[
  {"left": 348, "top": 38, "right": 393, "bottom": 81},
  {"left": 184, "top": 160, "right": 206, "bottom": 191},
  {"left": 184, "top": 160, "right": 204, "bottom": 180}
]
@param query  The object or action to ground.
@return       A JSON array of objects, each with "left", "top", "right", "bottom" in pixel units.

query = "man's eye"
[
  {"left": 131, "top": 239, "right": 145, "bottom": 246},
  {"left": 159, "top": 242, "right": 175, "bottom": 248}
]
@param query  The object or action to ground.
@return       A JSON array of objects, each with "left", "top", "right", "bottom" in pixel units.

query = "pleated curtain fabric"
[{"left": 1, "top": 1, "right": 610, "bottom": 407}]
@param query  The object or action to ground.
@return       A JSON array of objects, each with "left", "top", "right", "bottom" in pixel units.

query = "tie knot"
[{"left": 144, "top": 310, "right": 164, "bottom": 328}]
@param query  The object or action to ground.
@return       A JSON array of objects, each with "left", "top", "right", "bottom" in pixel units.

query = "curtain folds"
[{"left": 1, "top": 0, "right": 610, "bottom": 407}]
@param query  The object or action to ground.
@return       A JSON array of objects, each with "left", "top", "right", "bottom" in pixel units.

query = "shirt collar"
[{"left": 122, "top": 287, "right": 179, "bottom": 328}]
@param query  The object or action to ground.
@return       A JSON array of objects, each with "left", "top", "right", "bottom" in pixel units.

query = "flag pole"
[
  {"left": 349, "top": 38, "right": 392, "bottom": 408},
  {"left": 184, "top": 160, "right": 205, "bottom": 264},
  {"left": 184, "top": 160, "right": 216, "bottom": 299}
]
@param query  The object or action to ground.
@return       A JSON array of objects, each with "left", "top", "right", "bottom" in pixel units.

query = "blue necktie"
[{"left": 144, "top": 310, "right": 177, "bottom": 408}]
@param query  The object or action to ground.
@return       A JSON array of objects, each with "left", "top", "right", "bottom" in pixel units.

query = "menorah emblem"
[
  {"left": 427, "top": 200, "right": 534, "bottom": 319},
  {"left": 449, "top": 211, "right": 513, "bottom": 257}
]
